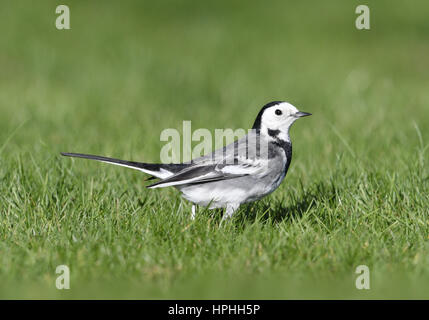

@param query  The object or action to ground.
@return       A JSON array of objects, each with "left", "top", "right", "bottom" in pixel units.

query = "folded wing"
[{"left": 146, "top": 161, "right": 262, "bottom": 188}]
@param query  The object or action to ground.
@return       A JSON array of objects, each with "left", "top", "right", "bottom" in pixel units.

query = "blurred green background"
[{"left": 0, "top": 1, "right": 428, "bottom": 299}]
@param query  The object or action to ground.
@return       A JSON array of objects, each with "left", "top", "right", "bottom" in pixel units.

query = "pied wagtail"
[{"left": 62, "top": 101, "right": 311, "bottom": 220}]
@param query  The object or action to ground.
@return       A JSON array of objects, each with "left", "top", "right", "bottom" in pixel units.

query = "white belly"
[{"left": 178, "top": 173, "right": 285, "bottom": 209}]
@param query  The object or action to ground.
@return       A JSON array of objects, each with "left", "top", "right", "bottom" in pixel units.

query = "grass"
[{"left": 0, "top": 0, "right": 428, "bottom": 299}]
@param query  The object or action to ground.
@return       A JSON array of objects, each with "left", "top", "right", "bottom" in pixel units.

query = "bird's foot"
[
  {"left": 191, "top": 205, "right": 196, "bottom": 220},
  {"left": 221, "top": 203, "right": 240, "bottom": 222}
]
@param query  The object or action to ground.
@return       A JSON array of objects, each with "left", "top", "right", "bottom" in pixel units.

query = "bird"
[{"left": 61, "top": 101, "right": 311, "bottom": 220}]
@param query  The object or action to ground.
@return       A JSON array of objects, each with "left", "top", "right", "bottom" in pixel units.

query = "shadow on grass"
[{"left": 236, "top": 181, "right": 337, "bottom": 225}]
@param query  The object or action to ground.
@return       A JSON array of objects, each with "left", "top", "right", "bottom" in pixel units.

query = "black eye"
[{"left": 275, "top": 109, "right": 282, "bottom": 116}]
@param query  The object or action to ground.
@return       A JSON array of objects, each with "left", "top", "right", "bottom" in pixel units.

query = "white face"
[{"left": 261, "top": 102, "right": 301, "bottom": 132}]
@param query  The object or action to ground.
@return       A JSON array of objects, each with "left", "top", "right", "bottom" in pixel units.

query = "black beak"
[{"left": 295, "top": 111, "right": 312, "bottom": 118}]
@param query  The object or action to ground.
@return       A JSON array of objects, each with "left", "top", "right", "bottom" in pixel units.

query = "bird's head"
[{"left": 252, "top": 101, "right": 311, "bottom": 140}]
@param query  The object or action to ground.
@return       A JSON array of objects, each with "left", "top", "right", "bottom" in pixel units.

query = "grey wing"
[
  {"left": 147, "top": 132, "right": 270, "bottom": 189},
  {"left": 146, "top": 161, "right": 263, "bottom": 189},
  {"left": 190, "top": 131, "right": 269, "bottom": 166}
]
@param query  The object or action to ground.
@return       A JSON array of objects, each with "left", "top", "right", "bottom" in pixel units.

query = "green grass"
[{"left": 0, "top": 0, "right": 428, "bottom": 299}]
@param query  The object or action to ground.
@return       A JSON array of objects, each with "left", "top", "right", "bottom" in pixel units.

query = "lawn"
[{"left": 0, "top": 0, "right": 428, "bottom": 299}]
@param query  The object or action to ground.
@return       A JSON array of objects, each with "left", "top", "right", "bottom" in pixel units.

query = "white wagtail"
[{"left": 62, "top": 101, "right": 311, "bottom": 220}]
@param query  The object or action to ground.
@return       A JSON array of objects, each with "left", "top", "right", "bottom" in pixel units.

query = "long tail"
[{"left": 60, "top": 152, "right": 186, "bottom": 179}]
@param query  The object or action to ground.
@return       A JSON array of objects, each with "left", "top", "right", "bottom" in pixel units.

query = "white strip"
[
  {"left": 148, "top": 172, "right": 217, "bottom": 189},
  {"left": 99, "top": 161, "right": 172, "bottom": 179}
]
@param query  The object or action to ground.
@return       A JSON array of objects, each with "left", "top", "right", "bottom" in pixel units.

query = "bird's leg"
[
  {"left": 222, "top": 203, "right": 240, "bottom": 221},
  {"left": 191, "top": 205, "right": 196, "bottom": 220}
]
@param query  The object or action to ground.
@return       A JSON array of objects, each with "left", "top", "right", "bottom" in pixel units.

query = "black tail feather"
[
  {"left": 60, "top": 152, "right": 153, "bottom": 170},
  {"left": 60, "top": 152, "right": 189, "bottom": 175}
]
